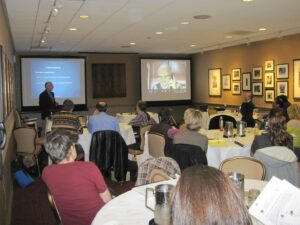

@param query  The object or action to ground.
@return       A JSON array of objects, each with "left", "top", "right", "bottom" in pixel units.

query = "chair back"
[
  {"left": 254, "top": 146, "right": 299, "bottom": 186},
  {"left": 148, "top": 133, "right": 165, "bottom": 158},
  {"left": 14, "top": 127, "right": 36, "bottom": 154},
  {"left": 171, "top": 144, "right": 207, "bottom": 171},
  {"left": 78, "top": 116, "right": 87, "bottom": 128},
  {"left": 89, "top": 130, "right": 128, "bottom": 182},
  {"left": 140, "top": 125, "right": 151, "bottom": 150},
  {"left": 47, "top": 192, "right": 63, "bottom": 225},
  {"left": 15, "top": 110, "right": 22, "bottom": 128},
  {"left": 135, "top": 157, "right": 181, "bottom": 186},
  {"left": 220, "top": 157, "right": 266, "bottom": 180},
  {"left": 209, "top": 115, "right": 237, "bottom": 130}
]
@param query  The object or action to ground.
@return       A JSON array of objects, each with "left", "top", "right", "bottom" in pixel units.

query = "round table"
[{"left": 92, "top": 178, "right": 267, "bottom": 225}]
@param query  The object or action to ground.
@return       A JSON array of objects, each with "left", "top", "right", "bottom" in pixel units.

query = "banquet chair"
[
  {"left": 89, "top": 130, "right": 128, "bottom": 182},
  {"left": 171, "top": 144, "right": 207, "bottom": 171},
  {"left": 254, "top": 146, "right": 299, "bottom": 186},
  {"left": 209, "top": 115, "right": 237, "bottom": 130},
  {"left": 148, "top": 133, "right": 165, "bottom": 158},
  {"left": 78, "top": 116, "right": 87, "bottom": 128},
  {"left": 219, "top": 157, "right": 266, "bottom": 180},
  {"left": 15, "top": 110, "right": 38, "bottom": 130},
  {"left": 47, "top": 191, "right": 63, "bottom": 225},
  {"left": 135, "top": 157, "right": 181, "bottom": 186},
  {"left": 14, "top": 127, "right": 40, "bottom": 176},
  {"left": 140, "top": 125, "right": 152, "bottom": 150}
]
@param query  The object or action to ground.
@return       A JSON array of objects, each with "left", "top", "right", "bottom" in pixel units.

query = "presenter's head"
[
  {"left": 244, "top": 92, "right": 252, "bottom": 102},
  {"left": 45, "top": 81, "right": 54, "bottom": 91},
  {"left": 157, "top": 64, "right": 173, "bottom": 89},
  {"left": 96, "top": 101, "right": 108, "bottom": 113}
]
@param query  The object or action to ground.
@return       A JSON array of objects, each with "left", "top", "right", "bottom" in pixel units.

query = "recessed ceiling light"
[
  {"left": 190, "top": 44, "right": 196, "bottom": 47},
  {"left": 155, "top": 31, "right": 163, "bottom": 35},
  {"left": 258, "top": 27, "right": 267, "bottom": 31},
  {"left": 69, "top": 27, "right": 77, "bottom": 31},
  {"left": 79, "top": 15, "right": 89, "bottom": 19},
  {"left": 225, "top": 35, "right": 233, "bottom": 39},
  {"left": 130, "top": 42, "right": 136, "bottom": 45},
  {"left": 193, "top": 15, "right": 211, "bottom": 20},
  {"left": 242, "top": 0, "right": 254, "bottom": 2},
  {"left": 181, "top": 21, "right": 189, "bottom": 25}
]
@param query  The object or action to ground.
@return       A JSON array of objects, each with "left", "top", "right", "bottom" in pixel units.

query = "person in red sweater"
[{"left": 42, "top": 129, "right": 111, "bottom": 225}]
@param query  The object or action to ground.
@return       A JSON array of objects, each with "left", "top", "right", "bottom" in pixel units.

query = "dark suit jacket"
[{"left": 39, "top": 89, "right": 56, "bottom": 120}]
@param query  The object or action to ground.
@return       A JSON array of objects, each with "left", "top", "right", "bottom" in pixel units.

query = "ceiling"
[{"left": 4, "top": 0, "right": 300, "bottom": 54}]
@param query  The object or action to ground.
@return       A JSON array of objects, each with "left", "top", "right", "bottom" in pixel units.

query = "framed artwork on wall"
[
  {"left": 242, "top": 72, "right": 251, "bottom": 91},
  {"left": 232, "top": 82, "right": 241, "bottom": 95},
  {"left": 208, "top": 68, "right": 222, "bottom": 96},
  {"left": 252, "top": 82, "right": 263, "bottom": 96},
  {"left": 276, "top": 63, "right": 289, "bottom": 79},
  {"left": 276, "top": 81, "right": 288, "bottom": 97},
  {"left": 222, "top": 74, "right": 231, "bottom": 90},
  {"left": 293, "top": 59, "right": 300, "bottom": 99},
  {"left": 265, "top": 60, "right": 274, "bottom": 71},
  {"left": 232, "top": 68, "right": 241, "bottom": 81},
  {"left": 265, "top": 90, "right": 275, "bottom": 103},
  {"left": 264, "top": 72, "right": 274, "bottom": 88},
  {"left": 252, "top": 67, "right": 262, "bottom": 80}
]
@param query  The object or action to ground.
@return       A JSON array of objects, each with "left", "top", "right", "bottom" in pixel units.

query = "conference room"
[{"left": 0, "top": 0, "right": 300, "bottom": 225}]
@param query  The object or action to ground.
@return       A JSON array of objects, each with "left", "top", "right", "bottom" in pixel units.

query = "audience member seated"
[
  {"left": 287, "top": 104, "right": 300, "bottom": 162},
  {"left": 173, "top": 108, "right": 208, "bottom": 153},
  {"left": 170, "top": 165, "right": 252, "bottom": 225},
  {"left": 240, "top": 92, "right": 255, "bottom": 127},
  {"left": 42, "top": 129, "right": 111, "bottom": 225},
  {"left": 87, "top": 101, "right": 120, "bottom": 134},
  {"left": 149, "top": 108, "right": 174, "bottom": 154},
  {"left": 51, "top": 99, "right": 84, "bottom": 160},
  {"left": 251, "top": 108, "right": 293, "bottom": 155},
  {"left": 273, "top": 95, "right": 291, "bottom": 121},
  {"left": 128, "top": 100, "right": 157, "bottom": 127}
]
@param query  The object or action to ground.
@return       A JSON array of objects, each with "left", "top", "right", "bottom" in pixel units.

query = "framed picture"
[
  {"left": 232, "top": 68, "right": 241, "bottom": 81},
  {"left": 252, "top": 82, "right": 263, "bottom": 96},
  {"left": 293, "top": 59, "right": 300, "bottom": 99},
  {"left": 242, "top": 72, "right": 251, "bottom": 91},
  {"left": 264, "top": 72, "right": 274, "bottom": 88},
  {"left": 265, "top": 60, "right": 274, "bottom": 71},
  {"left": 252, "top": 67, "right": 263, "bottom": 80},
  {"left": 265, "top": 90, "right": 275, "bottom": 103},
  {"left": 276, "top": 63, "right": 289, "bottom": 79},
  {"left": 222, "top": 74, "right": 231, "bottom": 90},
  {"left": 276, "top": 81, "right": 288, "bottom": 97},
  {"left": 232, "top": 82, "right": 241, "bottom": 95},
  {"left": 0, "top": 46, "right": 3, "bottom": 122},
  {"left": 208, "top": 68, "right": 222, "bottom": 96}
]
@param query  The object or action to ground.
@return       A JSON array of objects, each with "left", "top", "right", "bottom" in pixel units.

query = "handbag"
[{"left": 14, "top": 170, "right": 34, "bottom": 188}]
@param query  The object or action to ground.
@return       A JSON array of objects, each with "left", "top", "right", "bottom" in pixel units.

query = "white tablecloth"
[
  {"left": 201, "top": 129, "right": 255, "bottom": 168},
  {"left": 78, "top": 123, "right": 136, "bottom": 161},
  {"left": 92, "top": 178, "right": 267, "bottom": 225},
  {"left": 116, "top": 112, "right": 160, "bottom": 124}
]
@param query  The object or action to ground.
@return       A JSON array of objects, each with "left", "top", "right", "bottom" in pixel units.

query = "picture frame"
[
  {"left": 242, "top": 72, "right": 251, "bottom": 91},
  {"left": 222, "top": 74, "right": 231, "bottom": 90},
  {"left": 208, "top": 68, "right": 222, "bottom": 97},
  {"left": 252, "top": 67, "right": 263, "bottom": 80},
  {"left": 0, "top": 46, "right": 3, "bottom": 122},
  {"left": 232, "top": 68, "right": 241, "bottom": 81},
  {"left": 276, "top": 81, "right": 288, "bottom": 97},
  {"left": 265, "top": 90, "right": 275, "bottom": 103},
  {"left": 276, "top": 63, "right": 289, "bottom": 79},
  {"left": 265, "top": 60, "right": 274, "bottom": 71},
  {"left": 232, "top": 82, "right": 241, "bottom": 95},
  {"left": 264, "top": 72, "right": 274, "bottom": 88},
  {"left": 252, "top": 82, "right": 263, "bottom": 96},
  {"left": 293, "top": 59, "right": 300, "bottom": 99}
]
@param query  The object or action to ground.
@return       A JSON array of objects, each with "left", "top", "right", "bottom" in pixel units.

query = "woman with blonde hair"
[
  {"left": 170, "top": 165, "right": 252, "bottom": 225},
  {"left": 287, "top": 104, "right": 300, "bottom": 162}
]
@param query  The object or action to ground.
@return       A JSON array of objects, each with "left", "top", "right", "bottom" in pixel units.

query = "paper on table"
[
  {"left": 208, "top": 139, "right": 229, "bottom": 147},
  {"left": 249, "top": 176, "right": 300, "bottom": 225}
]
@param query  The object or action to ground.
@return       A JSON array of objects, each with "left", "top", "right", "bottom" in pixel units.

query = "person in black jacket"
[
  {"left": 39, "top": 81, "right": 58, "bottom": 136},
  {"left": 240, "top": 92, "right": 255, "bottom": 127}
]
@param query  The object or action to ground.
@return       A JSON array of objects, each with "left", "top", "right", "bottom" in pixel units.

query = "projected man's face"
[{"left": 157, "top": 65, "right": 173, "bottom": 89}]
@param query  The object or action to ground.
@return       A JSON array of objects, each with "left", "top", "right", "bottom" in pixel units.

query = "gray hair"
[
  {"left": 62, "top": 99, "right": 74, "bottom": 111},
  {"left": 184, "top": 108, "right": 202, "bottom": 131},
  {"left": 45, "top": 129, "right": 76, "bottom": 163}
]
